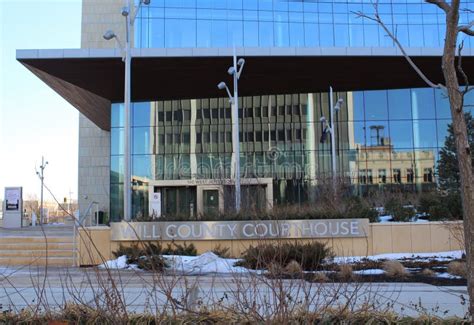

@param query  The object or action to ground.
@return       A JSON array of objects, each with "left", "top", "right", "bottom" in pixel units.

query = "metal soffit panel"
[{"left": 17, "top": 49, "right": 474, "bottom": 130}]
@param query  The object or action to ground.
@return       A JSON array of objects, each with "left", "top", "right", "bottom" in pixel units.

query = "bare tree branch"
[
  {"left": 458, "top": 21, "right": 474, "bottom": 36},
  {"left": 425, "top": 0, "right": 451, "bottom": 12},
  {"left": 456, "top": 41, "right": 470, "bottom": 100},
  {"left": 353, "top": 9, "right": 445, "bottom": 90}
]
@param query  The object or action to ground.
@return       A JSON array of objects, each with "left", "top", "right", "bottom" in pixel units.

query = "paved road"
[{"left": 0, "top": 266, "right": 468, "bottom": 319}]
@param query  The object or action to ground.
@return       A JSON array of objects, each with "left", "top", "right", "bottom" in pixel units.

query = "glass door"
[{"left": 203, "top": 189, "right": 219, "bottom": 216}]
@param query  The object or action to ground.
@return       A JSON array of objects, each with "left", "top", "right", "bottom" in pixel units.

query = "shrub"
[
  {"left": 237, "top": 241, "right": 334, "bottom": 271},
  {"left": 337, "top": 264, "right": 354, "bottom": 281},
  {"left": 344, "top": 196, "right": 379, "bottom": 222},
  {"left": 385, "top": 198, "right": 414, "bottom": 222},
  {"left": 382, "top": 260, "right": 408, "bottom": 278},
  {"left": 417, "top": 192, "right": 463, "bottom": 221},
  {"left": 112, "top": 243, "right": 166, "bottom": 271},
  {"left": 212, "top": 244, "right": 231, "bottom": 258},
  {"left": 444, "top": 192, "right": 463, "bottom": 220},
  {"left": 162, "top": 242, "right": 197, "bottom": 256},
  {"left": 267, "top": 262, "right": 284, "bottom": 276},
  {"left": 420, "top": 268, "right": 435, "bottom": 277},
  {"left": 417, "top": 193, "right": 440, "bottom": 215},
  {"left": 285, "top": 260, "right": 303, "bottom": 275},
  {"left": 447, "top": 261, "right": 467, "bottom": 278},
  {"left": 312, "top": 272, "right": 329, "bottom": 283}
]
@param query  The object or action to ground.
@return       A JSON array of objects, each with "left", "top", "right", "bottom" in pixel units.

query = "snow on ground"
[
  {"left": 98, "top": 255, "right": 139, "bottom": 270},
  {"left": 378, "top": 215, "right": 393, "bottom": 223},
  {"left": 378, "top": 214, "right": 431, "bottom": 223},
  {"left": 163, "top": 252, "right": 250, "bottom": 275},
  {"left": 353, "top": 269, "right": 385, "bottom": 275},
  {"left": 99, "top": 252, "right": 251, "bottom": 275},
  {"left": 436, "top": 272, "right": 463, "bottom": 279},
  {"left": 99, "top": 250, "right": 464, "bottom": 277},
  {"left": 332, "top": 250, "right": 463, "bottom": 264}
]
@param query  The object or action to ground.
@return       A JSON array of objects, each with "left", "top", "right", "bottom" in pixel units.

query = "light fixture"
[
  {"left": 217, "top": 81, "right": 233, "bottom": 103},
  {"left": 334, "top": 98, "right": 344, "bottom": 111},
  {"left": 121, "top": 6, "right": 130, "bottom": 16},
  {"left": 103, "top": 30, "right": 116, "bottom": 40}
]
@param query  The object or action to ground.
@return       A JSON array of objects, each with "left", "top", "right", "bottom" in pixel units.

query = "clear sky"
[{"left": 0, "top": 0, "right": 81, "bottom": 202}]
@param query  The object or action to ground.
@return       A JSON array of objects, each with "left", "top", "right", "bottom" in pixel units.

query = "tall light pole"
[
  {"left": 322, "top": 87, "right": 344, "bottom": 192},
  {"left": 217, "top": 51, "right": 245, "bottom": 212},
  {"left": 103, "top": 0, "right": 150, "bottom": 222},
  {"left": 36, "top": 156, "right": 48, "bottom": 225}
]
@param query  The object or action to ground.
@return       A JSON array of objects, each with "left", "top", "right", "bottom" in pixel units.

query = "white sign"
[
  {"left": 111, "top": 219, "right": 369, "bottom": 241},
  {"left": 149, "top": 191, "right": 161, "bottom": 219},
  {"left": 5, "top": 187, "right": 22, "bottom": 211}
]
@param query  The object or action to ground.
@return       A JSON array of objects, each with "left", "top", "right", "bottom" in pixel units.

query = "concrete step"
[
  {"left": 0, "top": 242, "right": 75, "bottom": 250},
  {"left": 0, "top": 256, "right": 75, "bottom": 267},
  {"left": 0, "top": 237, "right": 74, "bottom": 244},
  {"left": 0, "top": 231, "right": 76, "bottom": 266},
  {"left": 0, "top": 250, "right": 75, "bottom": 258}
]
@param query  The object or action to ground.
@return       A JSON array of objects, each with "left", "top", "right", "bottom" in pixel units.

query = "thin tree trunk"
[{"left": 442, "top": 1, "right": 474, "bottom": 314}]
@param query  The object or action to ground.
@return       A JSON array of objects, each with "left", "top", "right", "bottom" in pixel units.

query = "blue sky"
[{"left": 0, "top": 0, "right": 81, "bottom": 202}]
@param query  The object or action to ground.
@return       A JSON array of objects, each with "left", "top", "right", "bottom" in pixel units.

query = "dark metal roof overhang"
[{"left": 17, "top": 47, "right": 474, "bottom": 131}]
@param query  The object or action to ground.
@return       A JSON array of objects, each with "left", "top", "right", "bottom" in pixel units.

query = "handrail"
[{"left": 79, "top": 201, "right": 99, "bottom": 226}]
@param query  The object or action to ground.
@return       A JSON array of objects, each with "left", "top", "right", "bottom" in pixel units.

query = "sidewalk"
[{"left": 0, "top": 267, "right": 468, "bottom": 318}]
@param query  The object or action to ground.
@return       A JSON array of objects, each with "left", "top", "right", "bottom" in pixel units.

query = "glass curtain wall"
[
  {"left": 110, "top": 88, "right": 474, "bottom": 220},
  {"left": 108, "top": 0, "right": 474, "bottom": 220},
  {"left": 134, "top": 0, "right": 474, "bottom": 49}
]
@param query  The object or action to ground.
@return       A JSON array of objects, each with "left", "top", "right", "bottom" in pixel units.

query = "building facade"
[{"left": 17, "top": 0, "right": 474, "bottom": 221}]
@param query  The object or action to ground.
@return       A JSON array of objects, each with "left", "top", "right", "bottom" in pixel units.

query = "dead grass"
[
  {"left": 447, "top": 261, "right": 467, "bottom": 278},
  {"left": 312, "top": 272, "right": 329, "bottom": 283},
  {"left": 337, "top": 264, "right": 354, "bottom": 281},
  {"left": 285, "top": 260, "right": 303, "bottom": 275},
  {"left": 382, "top": 260, "right": 408, "bottom": 278},
  {"left": 420, "top": 268, "right": 435, "bottom": 277},
  {"left": 267, "top": 262, "right": 284, "bottom": 276}
]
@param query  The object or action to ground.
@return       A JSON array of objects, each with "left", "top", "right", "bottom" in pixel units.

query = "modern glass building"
[{"left": 17, "top": 0, "right": 474, "bottom": 221}]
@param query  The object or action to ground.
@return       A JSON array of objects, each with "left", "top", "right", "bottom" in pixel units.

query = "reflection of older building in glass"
[
  {"left": 17, "top": 0, "right": 474, "bottom": 221},
  {"left": 353, "top": 138, "right": 436, "bottom": 191}
]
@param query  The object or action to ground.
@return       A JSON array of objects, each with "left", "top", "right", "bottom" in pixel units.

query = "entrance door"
[
  {"left": 203, "top": 189, "right": 219, "bottom": 216},
  {"left": 154, "top": 186, "right": 196, "bottom": 218}
]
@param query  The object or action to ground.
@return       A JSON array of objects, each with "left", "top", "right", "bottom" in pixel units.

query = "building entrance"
[{"left": 148, "top": 178, "right": 274, "bottom": 219}]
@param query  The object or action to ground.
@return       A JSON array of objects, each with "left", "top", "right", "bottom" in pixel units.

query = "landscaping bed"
[{"left": 102, "top": 243, "right": 466, "bottom": 286}]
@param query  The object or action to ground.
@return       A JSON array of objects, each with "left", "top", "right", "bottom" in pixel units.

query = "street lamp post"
[
  {"left": 103, "top": 0, "right": 150, "bottom": 222},
  {"left": 36, "top": 156, "right": 48, "bottom": 225},
  {"left": 323, "top": 87, "right": 344, "bottom": 192},
  {"left": 218, "top": 52, "right": 245, "bottom": 212}
]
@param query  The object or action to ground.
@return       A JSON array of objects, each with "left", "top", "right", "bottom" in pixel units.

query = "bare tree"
[{"left": 355, "top": 0, "right": 474, "bottom": 314}]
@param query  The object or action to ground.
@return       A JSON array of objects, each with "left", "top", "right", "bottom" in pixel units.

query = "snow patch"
[
  {"left": 98, "top": 255, "right": 139, "bottom": 270},
  {"left": 436, "top": 272, "right": 463, "bottom": 279},
  {"left": 164, "top": 252, "right": 250, "bottom": 275},
  {"left": 353, "top": 269, "right": 385, "bottom": 275},
  {"left": 378, "top": 215, "right": 393, "bottom": 223},
  {"left": 332, "top": 250, "right": 463, "bottom": 264},
  {"left": 99, "top": 252, "right": 251, "bottom": 275}
]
